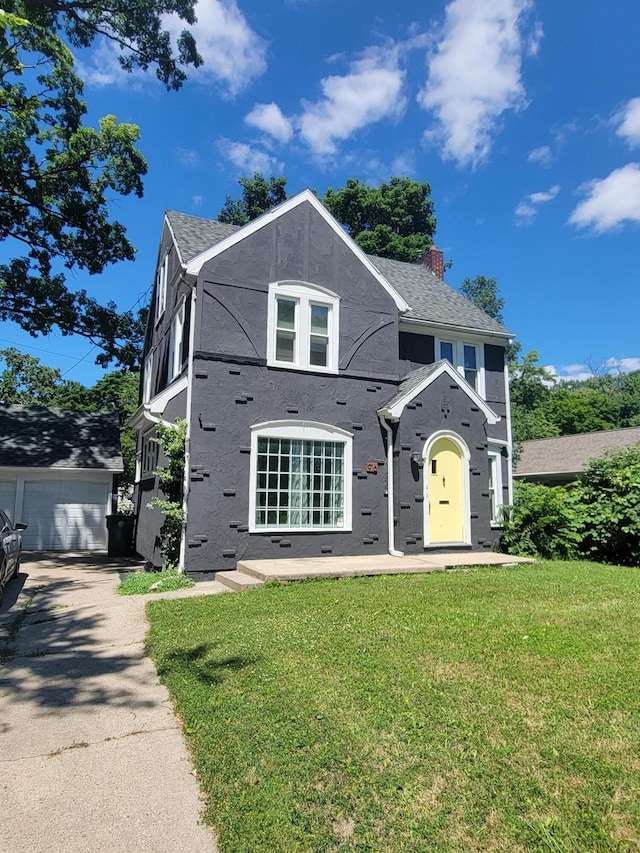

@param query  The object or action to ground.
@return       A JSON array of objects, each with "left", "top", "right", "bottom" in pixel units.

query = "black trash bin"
[{"left": 106, "top": 514, "right": 136, "bottom": 557}]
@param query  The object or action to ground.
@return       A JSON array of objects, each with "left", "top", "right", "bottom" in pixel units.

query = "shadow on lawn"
[{"left": 154, "top": 643, "right": 260, "bottom": 687}]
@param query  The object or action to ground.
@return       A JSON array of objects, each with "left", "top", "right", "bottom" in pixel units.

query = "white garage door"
[
  {"left": 22, "top": 480, "right": 111, "bottom": 551},
  {"left": 0, "top": 481, "right": 17, "bottom": 521}
]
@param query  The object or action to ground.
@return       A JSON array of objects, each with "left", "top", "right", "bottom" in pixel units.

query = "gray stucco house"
[{"left": 130, "top": 191, "right": 514, "bottom": 576}]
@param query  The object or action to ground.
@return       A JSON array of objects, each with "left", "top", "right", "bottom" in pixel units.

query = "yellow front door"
[{"left": 428, "top": 438, "right": 464, "bottom": 543}]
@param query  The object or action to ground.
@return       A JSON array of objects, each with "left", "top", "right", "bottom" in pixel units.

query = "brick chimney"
[{"left": 417, "top": 245, "right": 444, "bottom": 279}]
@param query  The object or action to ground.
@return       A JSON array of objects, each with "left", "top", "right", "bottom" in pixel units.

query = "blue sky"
[{"left": 4, "top": 0, "right": 640, "bottom": 386}]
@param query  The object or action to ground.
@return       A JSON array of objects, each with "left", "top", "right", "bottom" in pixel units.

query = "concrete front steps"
[{"left": 213, "top": 552, "right": 534, "bottom": 592}]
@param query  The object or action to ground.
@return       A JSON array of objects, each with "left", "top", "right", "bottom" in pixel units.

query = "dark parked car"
[{"left": 0, "top": 509, "right": 27, "bottom": 601}]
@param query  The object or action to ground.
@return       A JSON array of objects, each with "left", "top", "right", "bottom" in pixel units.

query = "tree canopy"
[
  {"left": 217, "top": 174, "right": 438, "bottom": 263},
  {"left": 218, "top": 174, "right": 288, "bottom": 226},
  {"left": 0, "top": 2, "right": 200, "bottom": 367}
]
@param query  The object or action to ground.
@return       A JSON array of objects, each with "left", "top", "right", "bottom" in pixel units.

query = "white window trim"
[
  {"left": 167, "top": 297, "right": 186, "bottom": 383},
  {"left": 436, "top": 337, "right": 485, "bottom": 397},
  {"left": 249, "top": 420, "right": 352, "bottom": 533},
  {"left": 140, "top": 430, "right": 159, "bottom": 479},
  {"left": 155, "top": 252, "right": 168, "bottom": 325},
  {"left": 142, "top": 351, "right": 154, "bottom": 404},
  {"left": 488, "top": 445, "right": 505, "bottom": 527},
  {"left": 267, "top": 281, "right": 339, "bottom": 374}
]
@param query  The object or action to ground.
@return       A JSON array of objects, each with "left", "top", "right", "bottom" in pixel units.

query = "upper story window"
[
  {"left": 155, "top": 253, "right": 168, "bottom": 325},
  {"left": 142, "top": 352, "right": 154, "bottom": 403},
  {"left": 438, "top": 339, "right": 483, "bottom": 395},
  {"left": 167, "top": 298, "right": 186, "bottom": 383},
  {"left": 267, "top": 282, "right": 339, "bottom": 373}
]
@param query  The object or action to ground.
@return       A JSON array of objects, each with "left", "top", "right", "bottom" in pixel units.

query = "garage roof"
[{"left": 0, "top": 406, "right": 123, "bottom": 471}]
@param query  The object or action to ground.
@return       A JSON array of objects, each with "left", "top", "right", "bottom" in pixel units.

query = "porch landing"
[{"left": 214, "top": 551, "right": 534, "bottom": 591}]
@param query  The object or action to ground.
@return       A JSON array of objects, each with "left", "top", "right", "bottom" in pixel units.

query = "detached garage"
[{"left": 0, "top": 406, "right": 123, "bottom": 551}]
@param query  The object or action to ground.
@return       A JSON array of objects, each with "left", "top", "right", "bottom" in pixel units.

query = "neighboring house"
[
  {"left": 130, "top": 190, "right": 514, "bottom": 575},
  {"left": 514, "top": 426, "right": 640, "bottom": 485},
  {"left": 0, "top": 406, "right": 123, "bottom": 550}
]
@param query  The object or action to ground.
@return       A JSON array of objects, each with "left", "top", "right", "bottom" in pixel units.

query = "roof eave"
[{"left": 400, "top": 316, "right": 513, "bottom": 340}]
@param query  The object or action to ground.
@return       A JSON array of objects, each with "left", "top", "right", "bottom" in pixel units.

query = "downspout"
[
  {"left": 504, "top": 342, "right": 514, "bottom": 505},
  {"left": 378, "top": 412, "right": 404, "bottom": 558},
  {"left": 178, "top": 283, "right": 197, "bottom": 573}
]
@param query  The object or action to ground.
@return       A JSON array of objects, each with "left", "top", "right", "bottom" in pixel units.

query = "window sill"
[
  {"left": 266, "top": 360, "right": 339, "bottom": 375},
  {"left": 249, "top": 526, "right": 352, "bottom": 535}
]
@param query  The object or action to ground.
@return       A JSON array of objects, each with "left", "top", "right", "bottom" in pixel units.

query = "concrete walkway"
[{"left": 0, "top": 553, "right": 224, "bottom": 853}]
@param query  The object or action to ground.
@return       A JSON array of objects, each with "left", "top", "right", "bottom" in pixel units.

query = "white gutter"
[
  {"left": 378, "top": 412, "right": 404, "bottom": 558},
  {"left": 504, "top": 353, "right": 514, "bottom": 505},
  {"left": 178, "top": 284, "right": 198, "bottom": 573}
]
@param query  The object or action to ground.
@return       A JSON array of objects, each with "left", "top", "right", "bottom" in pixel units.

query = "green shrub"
[
  {"left": 147, "top": 419, "right": 186, "bottom": 569},
  {"left": 576, "top": 445, "right": 640, "bottom": 566},
  {"left": 498, "top": 481, "right": 582, "bottom": 559}
]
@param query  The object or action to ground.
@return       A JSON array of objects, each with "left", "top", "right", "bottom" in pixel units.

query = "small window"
[
  {"left": 440, "top": 341, "right": 454, "bottom": 363},
  {"left": 141, "top": 433, "right": 159, "bottom": 478},
  {"left": 155, "top": 253, "right": 168, "bottom": 324},
  {"left": 167, "top": 299, "right": 185, "bottom": 382},
  {"left": 464, "top": 345, "right": 478, "bottom": 390},
  {"left": 267, "top": 282, "right": 339, "bottom": 373},
  {"left": 143, "top": 352, "right": 154, "bottom": 403},
  {"left": 488, "top": 450, "right": 504, "bottom": 525}
]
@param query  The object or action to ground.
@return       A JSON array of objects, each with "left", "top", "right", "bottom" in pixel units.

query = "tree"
[
  {"left": 509, "top": 350, "right": 559, "bottom": 443},
  {"left": 0, "top": 347, "right": 68, "bottom": 405},
  {"left": 218, "top": 174, "right": 288, "bottom": 226},
  {"left": 460, "top": 276, "right": 504, "bottom": 323},
  {"left": 323, "top": 177, "right": 437, "bottom": 262},
  {"left": 0, "top": 3, "right": 201, "bottom": 367}
]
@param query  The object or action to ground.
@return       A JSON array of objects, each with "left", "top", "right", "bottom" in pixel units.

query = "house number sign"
[{"left": 366, "top": 461, "right": 378, "bottom": 474}]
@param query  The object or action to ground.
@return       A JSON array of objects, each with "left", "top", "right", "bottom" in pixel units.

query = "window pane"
[
  {"left": 464, "top": 345, "right": 477, "bottom": 370},
  {"left": 276, "top": 331, "right": 295, "bottom": 362},
  {"left": 277, "top": 299, "right": 296, "bottom": 329},
  {"left": 309, "top": 335, "right": 328, "bottom": 366},
  {"left": 310, "top": 304, "right": 328, "bottom": 335},
  {"left": 254, "top": 436, "right": 346, "bottom": 529},
  {"left": 440, "top": 341, "right": 454, "bottom": 363}
]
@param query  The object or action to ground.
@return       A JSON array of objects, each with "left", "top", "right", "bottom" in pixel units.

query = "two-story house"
[{"left": 130, "top": 190, "right": 514, "bottom": 576}]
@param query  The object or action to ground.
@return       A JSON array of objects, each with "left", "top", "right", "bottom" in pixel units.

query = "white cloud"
[
  {"left": 245, "top": 103, "right": 293, "bottom": 144},
  {"left": 550, "top": 357, "right": 640, "bottom": 381},
  {"left": 219, "top": 140, "right": 283, "bottom": 175},
  {"left": 297, "top": 46, "right": 406, "bottom": 156},
  {"left": 176, "top": 148, "right": 201, "bottom": 167},
  {"left": 568, "top": 163, "right": 640, "bottom": 233},
  {"left": 165, "top": 0, "right": 267, "bottom": 96},
  {"left": 418, "top": 0, "right": 536, "bottom": 168},
  {"left": 614, "top": 97, "right": 640, "bottom": 148},
  {"left": 192, "top": 194, "right": 205, "bottom": 208},
  {"left": 528, "top": 145, "right": 553, "bottom": 166},
  {"left": 79, "top": 0, "right": 266, "bottom": 96},
  {"left": 514, "top": 183, "right": 560, "bottom": 224}
]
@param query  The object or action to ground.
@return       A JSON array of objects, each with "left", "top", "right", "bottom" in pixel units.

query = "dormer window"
[
  {"left": 268, "top": 282, "right": 339, "bottom": 373},
  {"left": 155, "top": 253, "right": 168, "bottom": 324}
]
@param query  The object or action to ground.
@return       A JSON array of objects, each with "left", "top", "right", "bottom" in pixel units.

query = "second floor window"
[
  {"left": 155, "top": 253, "right": 168, "bottom": 324},
  {"left": 167, "top": 299, "right": 185, "bottom": 383},
  {"left": 439, "top": 339, "right": 482, "bottom": 394},
  {"left": 268, "top": 282, "right": 339, "bottom": 373}
]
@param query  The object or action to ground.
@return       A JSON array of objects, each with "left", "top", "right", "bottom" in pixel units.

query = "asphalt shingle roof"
[
  {"left": 515, "top": 427, "right": 640, "bottom": 478},
  {"left": 0, "top": 406, "right": 123, "bottom": 470},
  {"left": 164, "top": 209, "right": 512, "bottom": 337},
  {"left": 381, "top": 362, "right": 443, "bottom": 412}
]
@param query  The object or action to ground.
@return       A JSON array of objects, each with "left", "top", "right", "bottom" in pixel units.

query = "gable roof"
[
  {"left": 515, "top": 427, "right": 640, "bottom": 480},
  {"left": 379, "top": 360, "right": 499, "bottom": 424},
  {"left": 0, "top": 406, "right": 123, "bottom": 471},
  {"left": 164, "top": 196, "right": 512, "bottom": 337}
]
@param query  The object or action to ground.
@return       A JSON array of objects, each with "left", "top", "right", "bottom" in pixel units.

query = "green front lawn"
[{"left": 146, "top": 562, "right": 640, "bottom": 852}]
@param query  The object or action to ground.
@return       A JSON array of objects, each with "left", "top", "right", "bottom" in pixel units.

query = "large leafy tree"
[
  {"left": 218, "top": 173, "right": 288, "bottom": 226},
  {"left": 218, "top": 174, "right": 438, "bottom": 263},
  {"left": 323, "top": 177, "right": 437, "bottom": 262},
  {"left": 0, "top": 3, "right": 200, "bottom": 367}
]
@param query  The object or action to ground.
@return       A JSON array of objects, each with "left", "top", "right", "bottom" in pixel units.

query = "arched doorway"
[{"left": 424, "top": 433, "right": 470, "bottom": 545}]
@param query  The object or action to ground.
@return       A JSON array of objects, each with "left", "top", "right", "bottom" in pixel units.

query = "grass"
[
  {"left": 117, "top": 568, "right": 194, "bottom": 595},
  {"left": 145, "top": 561, "right": 640, "bottom": 852}
]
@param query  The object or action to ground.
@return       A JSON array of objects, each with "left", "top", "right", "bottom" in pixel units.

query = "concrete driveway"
[{"left": 0, "top": 553, "right": 221, "bottom": 853}]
